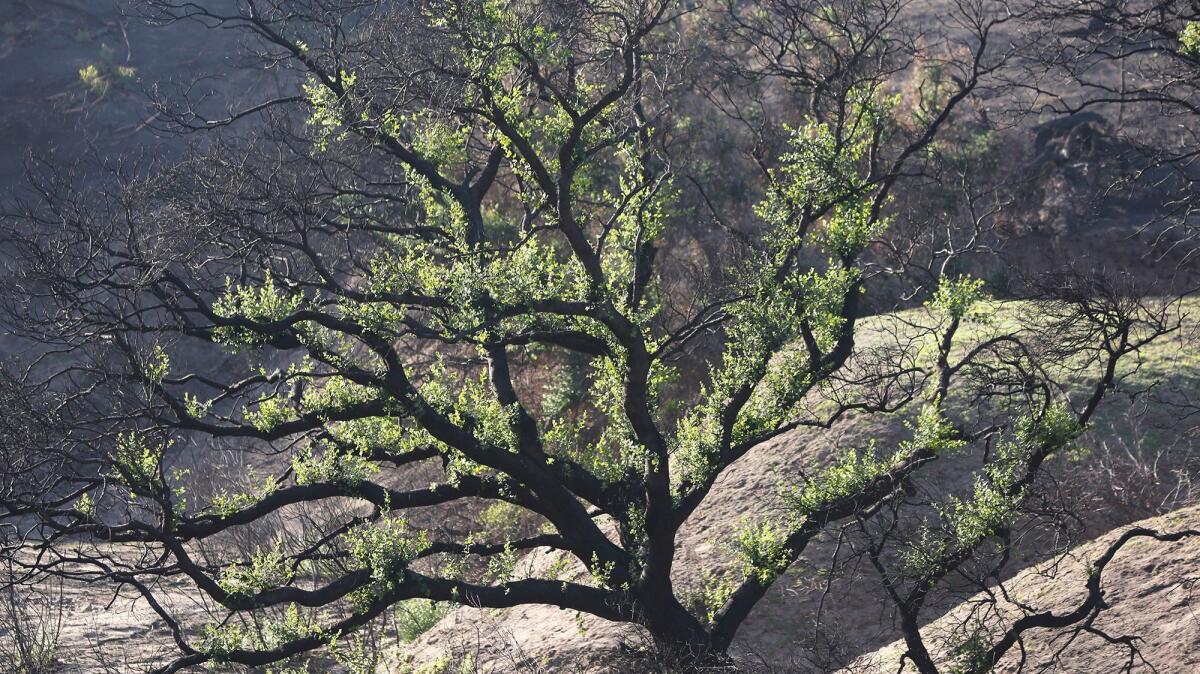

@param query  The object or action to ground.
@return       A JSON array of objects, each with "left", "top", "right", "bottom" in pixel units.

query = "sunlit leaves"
[
  {"left": 729, "top": 518, "right": 792, "bottom": 584},
  {"left": 247, "top": 396, "right": 294, "bottom": 433},
  {"left": 755, "top": 87, "right": 895, "bottom": 260},
  {"left": 143, "top": 344, "right": 170, "bottom": 384},
  {"left": 1181, "top": 21, "right": 1200, "bottom": 56},
  {"left": 218, "top": 542, "right": 295, "bottom": 599},
  {"left": 301, "top": 377, "right": 379, "bottom": 416},
  {"left": 672, "top": 88, "right": 898, "bottom": 490},
  {"left": 782, "top": 443, "right": 890, "bottom": 518},
  {"left": 212, "top": 272, "right": 305, "bottom": 346},
  {"left": 900, "top": 403, "right": 965, "bottom": 457},
  {"left": 583, "top": 352, "right": 653, "bottom": 482},
  {"left": 74, "top": 493, "right": 97, "bottom": 520},
  {"left": 329, "top": 417, "right": 434, "bottom": 457},
  {"left": 675, "top": 263, "right": 858, "bottom": 486},
  {"left": 384, "top": 110, "right": 471, "bottom": 169},
  {"left": 695, "top": 571, "right": 736, "bottom": 623},
  {"left": 928, "top": 275, "right": 990, "bottom": 322},
  {"left": 904, "top": 403, "right": 1083, "bottom": 575},
  {"left": 207, "top": 476, "right": 280, "bottom": 519},
  {"left": 818, "top": 199, "right": 890, "bottom": 259},
  {"left": 359, "top": 235, "right": 586, "bottom": 338},
  {"left": 303, "top": 70, "right": 360, "bottom": 151},
  {"left": 344, "top": 516, "right": 430, "bottom": 603},
  {"left": 200, "top": 623, "right": 247, "bottom": 661},
  {"left": 107, "top": 432, "right": 165, "bottom": 496},
  {"left": 293, "top": 444, "right": 380, "bottom": 487}
]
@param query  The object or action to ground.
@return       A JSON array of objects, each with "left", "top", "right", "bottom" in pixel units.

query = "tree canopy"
[{"left": 0, "top": 1, "right": 1197, "bottom": 673}]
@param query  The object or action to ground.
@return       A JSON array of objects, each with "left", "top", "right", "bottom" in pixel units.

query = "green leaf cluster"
[
  {"left": 106, "top": 432, "right": 164, "bottom": 496},
  {"left": 292, "top": 444, "right": 380, "bottom": 487},
  {"left": 344, "top": 517, "right": 430, "bottom": 597},
  {"left": 218, "top": 542, "right": 295, "bottom": 599},
  {"left": 729, "top": 518, "right": 792, "bottom": 585},
  {"left": 1181, "top": 21, "right": 1200, "bottom": 55},
  {"left": 396, "top": 599, "right": 452, "bottom": 642},
  {"left": 900, "top": 404, "right": 965, "bottom": 456},
  {"left": 928, "top": 275, "right": 990, "bottom": 322},
  {"left": 212, "top": 273, "right": 305, "bottom": 345},
  {"left": 782, "top": 443, "right": 890, "bottom": 517}
]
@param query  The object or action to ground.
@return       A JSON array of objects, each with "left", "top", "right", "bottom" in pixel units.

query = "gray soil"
[{"left": 0, "top": 0, "right": 273, "bottom": 187}]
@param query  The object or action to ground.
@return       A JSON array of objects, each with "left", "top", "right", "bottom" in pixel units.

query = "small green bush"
[{"left": 395, "top": 599, "right": 452, "bottom": 642}]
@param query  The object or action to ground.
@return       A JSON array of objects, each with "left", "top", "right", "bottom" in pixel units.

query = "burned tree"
[{"left": 0, "top": 1, "right": 1193, "bottom": 672}]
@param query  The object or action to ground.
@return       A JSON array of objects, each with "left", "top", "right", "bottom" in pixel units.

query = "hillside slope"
[{"left": 854, "top": 504, "right": 1200, "bottom": 674}]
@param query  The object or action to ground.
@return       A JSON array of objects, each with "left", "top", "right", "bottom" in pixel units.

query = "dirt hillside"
[{"left": 854, "top": 504, "right": 1200, "bottom": 674}]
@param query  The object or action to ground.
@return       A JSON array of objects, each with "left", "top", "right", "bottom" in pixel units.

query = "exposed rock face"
[
  {"left": 1026, "top": 112, "right": 1117, "bottom": 236},
  {"left": 1031, "top": 112, "right": 1109, "bottom": 163},
  {"left": 1021, "top": 111, "right": 1191, "bottom": 237}
]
